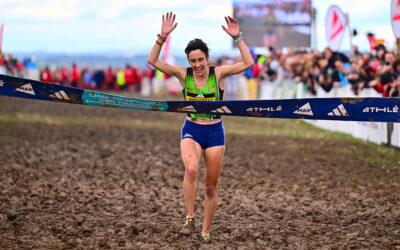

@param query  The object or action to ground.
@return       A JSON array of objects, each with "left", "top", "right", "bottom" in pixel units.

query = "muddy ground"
[{"left": 1, "top": 95, "right": 400, "bottom": 249}]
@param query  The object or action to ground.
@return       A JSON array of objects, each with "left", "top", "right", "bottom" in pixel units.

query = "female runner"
[{"left": 147, "top": 11, "right": 254, "bottom": 242}]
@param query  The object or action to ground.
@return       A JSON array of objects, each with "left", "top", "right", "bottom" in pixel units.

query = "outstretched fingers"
[
  {"left": 228, "top": 16, "right": 237, "bottom": 23},
  {"left": 161, "top": 11, "right": 178, "bottom": 35},
  {"left": 164, "top": 11, "right": 177, "bottom": 24},
  {"left": 225, "top": 16, "right": 230, "bottom": 25}
]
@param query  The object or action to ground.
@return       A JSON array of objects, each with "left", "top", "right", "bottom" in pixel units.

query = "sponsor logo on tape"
[
  {"left": 84, "top": 91, "right": 167, "bottom": 110},
  {"left": 15, "top": 83, "right": 35, "bottom": 95},
  {"left": 49, "top": 90, "right": 70, "bottom": 100},
  {"left": 211, "top": 106, "right": 232, "bottom": 114},
  {"left": 186, "top": 97, "right": 215, "bottom": 101},
  {"left": 247, "top": 106, "right": 282, "bottom": 112},
  {"left": 178, "top": 105, "right": 197, "bottom": 112},
  {"left": 363, "top": 105, "right": 399, "bottom": 113},
  {"left": 328, "top": 104, "right": 349, "bottom": 116},
  {"left": 293, "top": 102, "right": 313, "bottom": 116},
  {"left": 0, "top": 80, "right": 4, "bottom": 87}
]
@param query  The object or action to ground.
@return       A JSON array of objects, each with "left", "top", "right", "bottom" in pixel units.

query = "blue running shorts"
[{"left": 181, "top": 119, "right": 225, "bottom": 149}]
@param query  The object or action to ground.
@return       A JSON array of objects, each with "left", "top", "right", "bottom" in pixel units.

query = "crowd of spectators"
[
  {"left": 1, "top": 44, "right": 399, "bottom": 98},
  {"left": 254, "top": 44, "right": 400, "bottom": 97},
  {"left": 0, "top": 52, "right": 154, "bottom": 93}
]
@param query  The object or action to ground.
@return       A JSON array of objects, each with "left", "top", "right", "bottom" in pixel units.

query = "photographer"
[
  {"left": 389, "top": 58, "right": 400, "bottom": 97},
  {"left": 369, "top": 52, "right": 395, "bottom": 96},
  {"left": 347, "top": 59, "right": 365, "bottom": 95}
]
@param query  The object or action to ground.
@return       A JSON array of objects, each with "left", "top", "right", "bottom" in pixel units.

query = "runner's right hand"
[{"left": 161, "top": 11, "right": 178, "bottom": 38}]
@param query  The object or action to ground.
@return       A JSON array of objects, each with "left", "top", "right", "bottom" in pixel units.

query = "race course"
[{"left": 1, "top": 95, "right": 400, "bottom": 249}]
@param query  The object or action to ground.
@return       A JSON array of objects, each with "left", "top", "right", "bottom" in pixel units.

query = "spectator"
[
  {"left": 82, "top": 67, "right": 94, "bottom": 89},
  {"left": 332, "top": 59, "right": 350, "bottom": 88},
  {"left": 71, "top": 63, "right": 80, "bottom": 88},
  {"left": 323, "top": 47, "right": 349, "bottom": 70},
  {"left": 40, "top": 66, "right": 53, "bottom": 83},
  {"left": 92, "top": 68, "right": 105, "bottom": 89},
  {"left": 58, "top": 66, "right": 69, "bottom": 85},
  {"left": 124, "top": 64, "right": 135, "bottom": 91},
  {"left": 116, "top": 68, "right": 126, "bottom": 90},
  {"left": 146, "top": 64, "right": 155, "bottom": 95},
  {"left": 347, "top": 59, "right": 365, "bottom": 95},
  {"left": 132, "top": 65, "right": 142, "bottom": 92},
  {"left": 389, "top": 57, "right": 400, "bottom": 97},
  {"left": 369, "top": 52, "right": 395, "bottom": 96},
  {"left": 104, "top": 66, "right": 116, "bottom": 90}
]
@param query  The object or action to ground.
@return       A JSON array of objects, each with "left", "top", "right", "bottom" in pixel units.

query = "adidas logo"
[
  {"left": 293, "top": 102, "right": 313, "bottom": 116},
  {"left": 183, "top": 133, "right": 193, "bottom": 138},
  {"left": 196, "top": 94, "right": 205, "bottom": 98},
  {"left": 0, "top": 80, "right": 4, "bottom": 87},
  {"left": 49, "top": 90, "right": 70, "bottom": 100},
  {"left": 15, "top": 83, "right": 35, "bottom": 95},
  {"left": 211, "top": 106, "right": 232, "bottom": 114},
  {"left": 178, "top": 105, "right": 197, "bottom": 112},
  {"left": 328, "top": 104, "right": 349, "bottom": 116}
]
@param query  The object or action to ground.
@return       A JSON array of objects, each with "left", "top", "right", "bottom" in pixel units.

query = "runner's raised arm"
[
  {"left": 216, "top": 16, "right": 254, "bottom": 80},
  {"left": 147, "top": 11, "right": 184, "bottom": 80}
]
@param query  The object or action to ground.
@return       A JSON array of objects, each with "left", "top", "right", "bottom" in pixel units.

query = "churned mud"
[{"left": 1, "top": 96, "right": 400, "bottom": 249}]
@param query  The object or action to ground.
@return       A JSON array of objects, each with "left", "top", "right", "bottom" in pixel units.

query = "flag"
[
  {"left": 0, "top": 23, "right": 4, "bottom": 53},
  {"left": 162, "top": 35, "right": 172, "bottom": 80},
  {"left": 366, "top": 33, "right": 376, "bottom": 52},
  {"left": 163, "top": 35, "right": 171, "bottom": 62}
]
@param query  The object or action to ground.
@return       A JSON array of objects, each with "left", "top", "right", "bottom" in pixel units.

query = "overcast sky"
[{"left": 0, "top": 0, "right": 395, "bottom": 55}]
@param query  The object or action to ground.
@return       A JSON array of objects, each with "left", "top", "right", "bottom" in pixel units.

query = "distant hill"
[
  {"left": 11, "top": 52, "right": 190, "bottom": 69},
  {"left": 10, "top": 49, "right": 240, "bottom": 69}
]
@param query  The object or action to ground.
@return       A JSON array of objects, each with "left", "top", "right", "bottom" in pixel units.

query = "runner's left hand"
[{"left": 221, "top": 16, "right": 240, "bottom": 38}]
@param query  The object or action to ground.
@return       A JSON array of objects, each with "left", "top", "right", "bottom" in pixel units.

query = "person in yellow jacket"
[{"left": 116, "top": 69, "right": 126, "bottom": 90}]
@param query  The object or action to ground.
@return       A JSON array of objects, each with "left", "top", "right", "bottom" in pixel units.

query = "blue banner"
[{"left": 1, "top": 74, "right": 400, "bottom": 122}]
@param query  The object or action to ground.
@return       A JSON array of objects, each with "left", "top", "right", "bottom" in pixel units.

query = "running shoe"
[
  {"left": 199, "top": 232, "right": 211, "bottom": 244},
  {"left": 179, "top": 216, "right": 195, "bottom": 235}
]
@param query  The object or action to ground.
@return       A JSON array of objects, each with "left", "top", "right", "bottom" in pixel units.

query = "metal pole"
[
  {"left": 345, "top": 13, "right": 353, "bottom": 56},
  {"left": 311, "top": 8, "right": 317, "bottom": 50}
]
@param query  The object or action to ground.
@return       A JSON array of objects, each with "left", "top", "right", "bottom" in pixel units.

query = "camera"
[{"left": 266, "top": 69, "right": 276, "bottom": 76}]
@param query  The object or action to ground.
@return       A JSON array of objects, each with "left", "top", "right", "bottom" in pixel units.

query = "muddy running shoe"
[
  {"left": 179, "top": 216, "right": 195, "bottom": 235},
  {"left": 199, "top": 232, "right": 211, "bottom": 244}
]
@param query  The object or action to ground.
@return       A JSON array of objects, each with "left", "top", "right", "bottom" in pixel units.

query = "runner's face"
[{"left": 188, "top": 50, "right": 208, "bottom": 76}]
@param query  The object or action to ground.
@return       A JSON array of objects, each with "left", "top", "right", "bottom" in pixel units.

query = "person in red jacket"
[
  {"left": 133, "top": 65, "right": 142, "bottom": 92},
  {"left": 71, "top": 63, "right": 80, "bottom": 88},
  {"left": 124, "top": 64, "right": 135, "bottom": 91},
  {"left": 58, "top": 66, "right": 68, "bottom": 85},
  {"left": 40, "top": 66, "right": 53, "bottom": 83},
  {"left": 104, "top": 66, "right": 116, "bottom": 90}
]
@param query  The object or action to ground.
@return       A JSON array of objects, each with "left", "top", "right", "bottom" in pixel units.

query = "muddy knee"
[
  {"left": 185, "top": 165, "right": 198, "bottom": 181},
  {"left": 205, "top": 186, "right": 217, "bottom": 198}
]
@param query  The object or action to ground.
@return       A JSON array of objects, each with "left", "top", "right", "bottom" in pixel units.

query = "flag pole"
[
  {"left": 0, "top": 23, "right": 4, "bottom": 53},
  {"left": 344, "top": 13, "right": 353, "bottom": 57}
]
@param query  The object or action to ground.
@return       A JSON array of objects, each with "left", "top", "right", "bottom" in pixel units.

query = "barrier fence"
[{"left": 259, "top": 78, "right": 400, "bottom": 149}]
